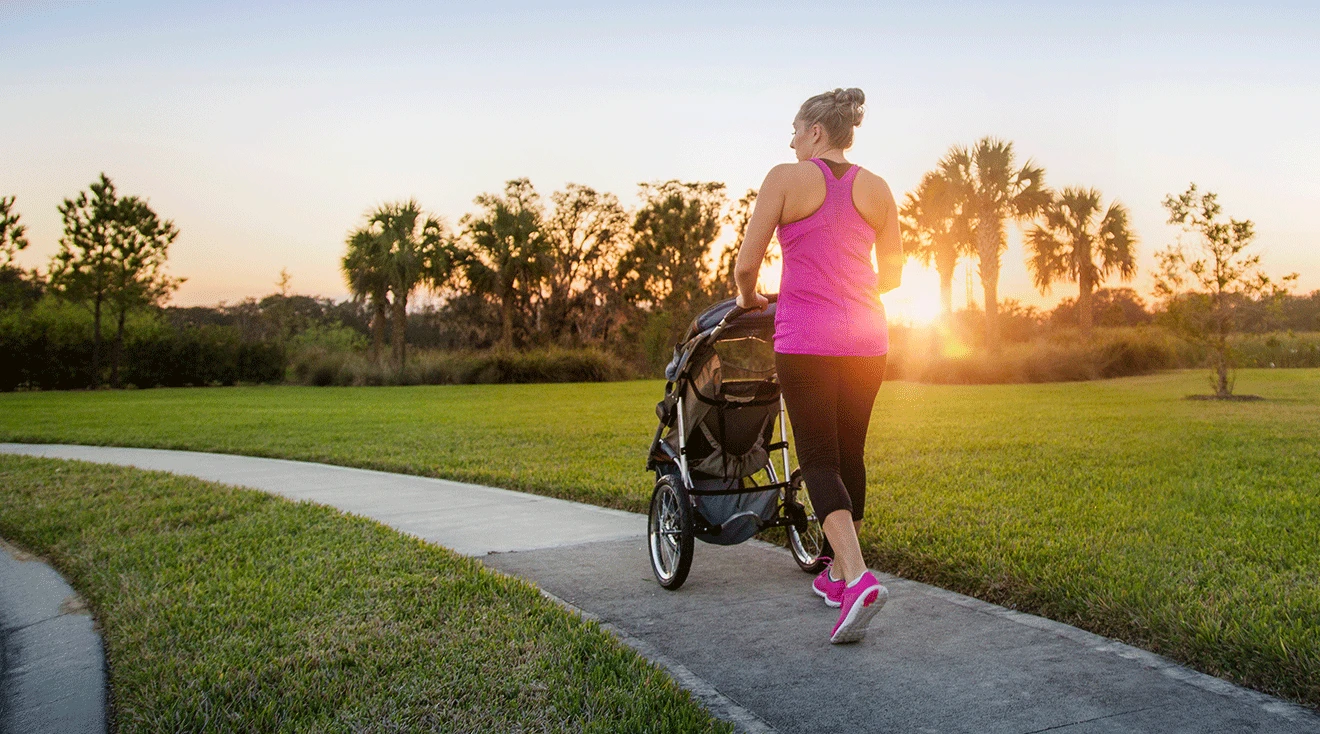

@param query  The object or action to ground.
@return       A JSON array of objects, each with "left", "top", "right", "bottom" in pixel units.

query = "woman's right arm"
[
  {"left": 868, "top": 174, "right": 903, "bottom": 294},
  {"left": 734, "top": 165, "right": 791, "bottom": 309}
]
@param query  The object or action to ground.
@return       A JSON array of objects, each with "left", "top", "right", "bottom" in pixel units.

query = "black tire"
[
  {"left": 785, "top": 469, "right": 831, "bottom": 573},
  {"left": 648, "top": 474, "right": 694, "bottom": 590}
]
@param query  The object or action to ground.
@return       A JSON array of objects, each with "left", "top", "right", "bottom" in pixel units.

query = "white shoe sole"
[
  {"left": 830, "top": 584, "right": 888, "bottom": 644},
  {"left": 812, "top": 583, "right": 843, "bottom": 608}
]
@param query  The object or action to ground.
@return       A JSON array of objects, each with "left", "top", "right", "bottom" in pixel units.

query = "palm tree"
[
  {"left": 942, "top": 138, "right": 1050, "bottom": 351},
  {"left": 377, "top": 200, "right": 453, "bottom": 367},
  {"left": 344, "top": 200, "right": 453, "bottom": 367},
  {"left": 900, "top": 169, "right": 972, "bottom": 321},
  {"left": 460, "top": 179, "right": 548, "bottom": 349},
  {"left": 1026, "top": 187, "right": 1137, "bottom": 335},
  {"left": 341, "top": 226, "right": 391, "bottom": 360}
]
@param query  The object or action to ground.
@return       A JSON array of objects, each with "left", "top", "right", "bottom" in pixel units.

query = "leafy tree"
[
  {"left": 0, "top": 196, "right": 43, "bottom": 309},
  {"left": 1048, "top": 287, "right": 1152, "bottom": 329},
  {"left": 542, "top": 184, "right": 629, "bottom": 344},
  {"left": 619, "top": 180, "right": 726, "bottom": 314},
  {"left": 617, "top": 180, "right": 727, "bottom": 367},
  {"left": 50, "top": 174, "right": 182, "bottom": 387},
  {"left": 1154, "top": 184, "right": 1296, "bottom": 397},
  {"left": 461, "top": 179, "right": 549, "bottom": 349},
  {"left": 900, "top": 169, "right": 972, "bottom": 321},
  {"left": 942, "top": 138, "right": 1049, "bottom": 351},
  {"left": 0, "top": 195, "right": 30, "bottom": 269},
  {"left": 1026, "top": 187, "right": 1137, "bottom": 335}
]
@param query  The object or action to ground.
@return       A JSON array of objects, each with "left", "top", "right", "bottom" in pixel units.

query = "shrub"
[
  {"left": 887, "top": 327, "right": 1181, "bottom": 384},
  {"left": 288, "top": 347, "right": 634, "bottom": 386},
  {"left": 1230, "top": 332, "right": 1320, "bottom": 368},
  {"left": 0, "top": 298, "right": 285, "bottom": 391}
]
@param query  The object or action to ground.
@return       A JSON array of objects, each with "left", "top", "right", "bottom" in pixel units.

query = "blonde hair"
[{"left": 796, "top": 88, "right": 865, "bottom": 149}]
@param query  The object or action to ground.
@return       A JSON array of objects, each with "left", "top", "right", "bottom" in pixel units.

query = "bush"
[
  {"left": 288, "top": 347, "right": 634, "bottom": 386},
  {"left": 287, "top": 323, "right": 368, "bottom": 353},
  {"left": 1230, "top": 332, "right": 1320, "bottom": 368},
  {"left": 0, "top": 297, "right": 285, "bottom": 391},
  {"left": 887, "top": 327, "right": 1182, "bottom": 384}
]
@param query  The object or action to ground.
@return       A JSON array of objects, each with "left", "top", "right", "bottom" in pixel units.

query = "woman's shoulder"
[
  {"left": 852, "top": 166, "right": 895, "bottom": 202},
  {"left": 765, "top": 160, "right": 824, "bottom": 182}
]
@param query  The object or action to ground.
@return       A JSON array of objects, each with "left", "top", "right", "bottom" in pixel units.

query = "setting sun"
[{"left": 882, "top": 263, "right": 945, "bottom": 327}]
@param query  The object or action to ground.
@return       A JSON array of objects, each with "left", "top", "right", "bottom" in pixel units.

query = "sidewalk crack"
[{"left": 1019, "top": 706, "right": 1157, "bottom": 733}]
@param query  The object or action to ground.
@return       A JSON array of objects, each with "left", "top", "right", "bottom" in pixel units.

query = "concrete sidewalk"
[
  {"left": 0, "top": 538, "right": 107, "bottom": 734},
  {"left": 3, "top": 443, "right": 1317, "bottom": 734}
]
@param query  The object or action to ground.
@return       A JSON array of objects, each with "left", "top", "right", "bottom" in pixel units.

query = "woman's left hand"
[{"left": 737, "top": 291, "right": 770, "bottom": 312}]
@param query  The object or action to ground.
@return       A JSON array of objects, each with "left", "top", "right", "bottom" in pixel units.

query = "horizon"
[{"left": 3, "top": 1, "right": 1317, "bottom": 324}]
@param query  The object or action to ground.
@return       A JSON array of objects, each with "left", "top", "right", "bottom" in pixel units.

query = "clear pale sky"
[{"left": 3, "top": 1, "right": 1317, "bottom": 323}]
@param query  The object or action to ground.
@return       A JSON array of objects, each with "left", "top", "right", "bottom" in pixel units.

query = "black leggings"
[{"left": 775, "top": 352, "right": 886, "bottom": 522}]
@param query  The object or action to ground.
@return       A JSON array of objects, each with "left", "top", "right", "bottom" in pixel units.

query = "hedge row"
[{"left": 0, "top": 300, "right": 284, "bottom": 391}]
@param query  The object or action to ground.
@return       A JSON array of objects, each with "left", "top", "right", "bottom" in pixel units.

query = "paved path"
[
  {"left": 3, "top": 444, "right": 1318, "bottom": 734},
  {"left": 0, "top": 538, "right": 106, "bottom": 734}
]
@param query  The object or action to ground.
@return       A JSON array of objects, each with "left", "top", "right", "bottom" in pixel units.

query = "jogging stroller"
[{"left": 646, "top": 295, "right": 830, "bottom": 590}]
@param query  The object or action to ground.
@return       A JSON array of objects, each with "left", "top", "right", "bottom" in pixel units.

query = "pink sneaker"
[
  {"left": 830, "top": 571, "right": 888, "bottom": 644},
  {"left": 812, "top": 560, "right": 844, "bottom": 608}
]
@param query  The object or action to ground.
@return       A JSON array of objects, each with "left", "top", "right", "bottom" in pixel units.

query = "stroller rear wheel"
[
  {"left": 648, "top": 474, "right": 694, "bottom": 590},
  {"left": 786, "top": 469, "right": 831, "bottom": 573}
]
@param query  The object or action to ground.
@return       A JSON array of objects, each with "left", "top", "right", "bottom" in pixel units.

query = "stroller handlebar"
[{"left": 711, "top": 293, "right": 779, "bottom": 337}]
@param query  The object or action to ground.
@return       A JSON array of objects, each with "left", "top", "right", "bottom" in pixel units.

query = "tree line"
[
  {"left": 0, "top": 145, "right": 1306, "bottom": 393},
  {"left": 338, "top": 179, "right": 761, "bottom": 370}
]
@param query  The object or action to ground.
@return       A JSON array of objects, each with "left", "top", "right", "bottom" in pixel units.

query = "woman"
[{"left": 733, "top": 87, "right": 902, "bottom": 644}]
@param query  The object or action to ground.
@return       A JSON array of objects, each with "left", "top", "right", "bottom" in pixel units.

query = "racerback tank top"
[{"left": 773, "top": 158, "right": 889, "bottom": 356}]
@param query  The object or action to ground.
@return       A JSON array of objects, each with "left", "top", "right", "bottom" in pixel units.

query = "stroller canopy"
[{"left": 665, "top": 298, "right": 777, "bottom": 381}]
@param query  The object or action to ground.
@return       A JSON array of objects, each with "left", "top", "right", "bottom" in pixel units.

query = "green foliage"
[
  {"left": 1155, "top": 184, "right": 1299, "bottom": 396},
  {"left": 48, "top": 173, "right": 183, "bottom": 387},
  {"left": 0, "top": 297, "right": 283, "bottom": 391},
  {"left": 1048, "top": 287, "right": 1153, "bottom": 329},
  {"left": 541, "top": 184, "right": 630, "bottom": 344},
  {"left": 460, "top": 179, "right": 549, "bottom": 349},
  {"left": 0, "top": 264, "right": 45, "bottom": 310},
  {"left": 288, "top": 346, "right": 632, "bottom": 387},
  {"left": 344, "top": 200, "right": 456, "bottom": 367},
  {"left": 0, "top": 296, "right": 99, "bottom": 389},
  {"left": 0, "top": 456, "right": 729, "bottom": 732},
  {"left": 887, "top": 327, "right": 1184, "bottom": 383},
  {"left": 712, "top": 188, "right": 774, "bottom": 301},
  {"left": 0, "top": 195, "right": 31, "bottom": 268},
  {"left": 1026, "top": 187, "right": 1137, "bottom": 333},
  {"left": 619, "top": 180, "right": 727, "bottom": 316},
  {"left": 288, "top": 323, "right": 368, "bottom": 353}
]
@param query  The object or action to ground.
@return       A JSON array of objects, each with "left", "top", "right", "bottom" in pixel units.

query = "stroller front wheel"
[{"left": 648, "top": 474, "right": 694, "bottom": 590}]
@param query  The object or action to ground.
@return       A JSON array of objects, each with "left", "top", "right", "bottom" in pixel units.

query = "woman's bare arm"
[
  {"left": 872, "top": 176, "right": 902, "bottom": 294},
  {"left": 734, "top": 165, "right": 790, "bottom": 308}
]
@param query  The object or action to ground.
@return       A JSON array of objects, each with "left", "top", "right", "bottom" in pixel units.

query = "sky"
[{"left": 3, "top": 1, "right": 1318, "bottom": 324}]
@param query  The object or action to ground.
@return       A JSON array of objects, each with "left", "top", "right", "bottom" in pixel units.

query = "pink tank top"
[{"left": 774, "top": 158, "right": 889, "bottom": 356}]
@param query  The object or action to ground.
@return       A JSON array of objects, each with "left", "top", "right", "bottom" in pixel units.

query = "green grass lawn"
[
  {"left": 1, "top": 370, "right": 1318, "bottom": 708},
  {"left": 0, "top": 456, "right": 729, "bottom": 733}
]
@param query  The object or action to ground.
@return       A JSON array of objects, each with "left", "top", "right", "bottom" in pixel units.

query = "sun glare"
[{"left": 883, "top": 264, "right": 944, "bottom": 327}]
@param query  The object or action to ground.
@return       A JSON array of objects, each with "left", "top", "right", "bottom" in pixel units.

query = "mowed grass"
[
  {"left": 0, "top": 456, "right": 730, "bottom": 733},
  {"left": 1, "top": 370, "right": 1318, "bottom": 707}
]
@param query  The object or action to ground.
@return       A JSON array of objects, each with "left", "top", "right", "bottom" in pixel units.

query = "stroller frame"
[{"left": 645, "top": 295, "right": 830, "bottom": 590}]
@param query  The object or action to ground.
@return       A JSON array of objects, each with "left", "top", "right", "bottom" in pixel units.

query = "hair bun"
[{"left": 832, "top": 87, "right": 865, "bottom": 126}]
